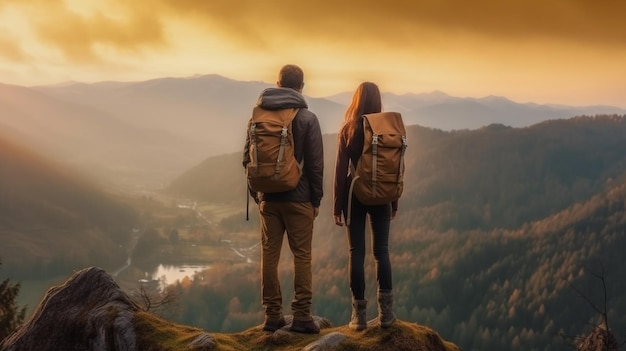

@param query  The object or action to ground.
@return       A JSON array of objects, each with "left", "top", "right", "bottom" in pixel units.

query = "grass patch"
[
  {"left": 134, "top": 311, "right": 208, "bottom": 351},
  {"left": 330, "top": 320, "right": 461, "bottom": 351},
  {"left": 130, "top": 311, "right": 463, "bottom": 351}
]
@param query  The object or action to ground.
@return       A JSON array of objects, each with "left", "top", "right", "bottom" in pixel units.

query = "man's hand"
[
  {"left": 391, "top": 210, "right": 398, "bottom": 220},
  {"left": 314, "top": 207, "right": 320, "bottom": 218}
]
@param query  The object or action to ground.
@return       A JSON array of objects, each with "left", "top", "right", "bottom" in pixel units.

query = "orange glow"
[{"left": 0, "top": 0, "right": 624, "bottom": 107}]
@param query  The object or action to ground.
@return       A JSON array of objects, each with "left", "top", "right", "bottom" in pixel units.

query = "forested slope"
[
  {"left": 161, "top": 170, "right": 626, "bottom": 351},
  {"left": 403, "top": 115, "right": 626, "bottom": 231},
  {"left": 0, "top": 135, "right": 137, "bottom": 277},
  {"left": 163, "top": 115, "right": 626, "bottom": 351}
]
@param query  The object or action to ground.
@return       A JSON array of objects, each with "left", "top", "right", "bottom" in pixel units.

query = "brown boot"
[
  {"left": 263, "top": 316, "right": 286, "bottom": 332},
  {"left": 290, "top": 318, "right": 320, "bottom": 334},
  {"left": 349, "top": 299, "right": 367, "bottom": 331},
  {"left": 377, "top": 290, "right": 396, "bottom": 328}
]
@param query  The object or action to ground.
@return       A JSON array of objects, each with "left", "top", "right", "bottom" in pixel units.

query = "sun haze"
[{"left": 0, "top": 0, "right": 624, "bottom": 107}]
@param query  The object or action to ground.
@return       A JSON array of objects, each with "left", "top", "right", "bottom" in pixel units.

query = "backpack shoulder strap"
[{"left": 275, "top": 108, "right": 299, "bottom": 170}]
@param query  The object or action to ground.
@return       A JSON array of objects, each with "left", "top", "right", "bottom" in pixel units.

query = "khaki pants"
[{"left": 259, "top": 201, "right": 314, "bottom": 321}]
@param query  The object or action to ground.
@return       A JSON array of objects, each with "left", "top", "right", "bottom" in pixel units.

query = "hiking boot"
[
  {"left": 377, "top": 290, "right": 397, "bottom": 328},
  {"left": 349, "top": 299, "right": 367, "bottom": 331},
  {"left": 290, "top": 319, "right": 320, "bottom": 334},
  {"left": 263, "top": 316, "right": 286, "bottom": 332}
]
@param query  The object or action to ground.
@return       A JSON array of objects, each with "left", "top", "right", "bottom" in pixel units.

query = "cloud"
[
  {"left": 2, "top": 0, "right": 167, "bottom": 64},
  {"left": 4, "top": 0, "right": 625, "bottom": 65},
  {"left": 38, "top": 12, "right": 165, "bottom": 63},
  {"left": 0, "top": 33, "right": 27, "bottom": 62},
  {"left": 153, "top": 0, "right": 626, "bottom": 48}
]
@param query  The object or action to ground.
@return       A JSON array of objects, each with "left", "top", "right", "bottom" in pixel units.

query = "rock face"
[
  {"left": 0, "top": 267, "right": 213, "bottom": 351},
  {"left": 0, "top": 267, "right": 136, "bottom": 350}
]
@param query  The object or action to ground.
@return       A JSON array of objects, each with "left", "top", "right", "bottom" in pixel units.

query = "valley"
[{"left": 3, "top": 76, "right": 626, "bottom": 350}]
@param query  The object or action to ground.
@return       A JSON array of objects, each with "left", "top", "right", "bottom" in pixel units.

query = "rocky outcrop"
[
  {"left": 0, "top": 267, "right": 213, "bottom": 351},
  {"left": 1, "top": 267, "right": 461, "bottom": 351}
]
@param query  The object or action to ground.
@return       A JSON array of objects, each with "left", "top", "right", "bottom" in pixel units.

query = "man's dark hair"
[{"left": 278, "top": 64, "right": 304, "bottom": 91}]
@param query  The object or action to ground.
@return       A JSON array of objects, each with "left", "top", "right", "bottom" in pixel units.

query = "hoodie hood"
[{"left": 256, "top": 87, "right": 308, "bottom": 110}]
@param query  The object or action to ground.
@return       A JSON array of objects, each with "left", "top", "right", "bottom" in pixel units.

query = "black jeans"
[{"left": 345, "top": 197, "right": 393, "bottom": 300}]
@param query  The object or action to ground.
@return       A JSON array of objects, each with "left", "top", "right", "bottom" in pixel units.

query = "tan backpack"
[
  {"left": 246, "top": 107, "right": 302, "bottom": 193},
  {"left": 349, "top": 112, "right": 407, "bottom": 207}
]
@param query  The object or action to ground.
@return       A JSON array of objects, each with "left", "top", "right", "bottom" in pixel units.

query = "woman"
[{"left": 333, "top": 82, "right": 397, "bottom": 330}]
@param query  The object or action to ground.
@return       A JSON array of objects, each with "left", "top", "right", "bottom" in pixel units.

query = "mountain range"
[{"left": 2, "top": 74, "right": 624, "bottom": 188}]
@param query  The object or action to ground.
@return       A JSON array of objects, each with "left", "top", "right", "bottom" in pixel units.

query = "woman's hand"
[{"left": 334, "top": 215, "right": 344, "bottom": 227}]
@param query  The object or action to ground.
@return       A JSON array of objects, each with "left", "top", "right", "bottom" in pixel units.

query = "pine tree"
[{"left": 0, "top": 260, "right": 26, "bottom": 341}]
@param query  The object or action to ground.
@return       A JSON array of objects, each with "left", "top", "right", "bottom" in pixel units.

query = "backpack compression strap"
[
  {"left": 371, "top": 134, "right": 379, "bottom": 193},
  {"left": 397, "top": 135, "right": 407, "bottom": 188},
  {"left": 274, "top": 108, "right": 300, "bottom": 179},
  {"left": 249, "top": 123, "right": 258, "bottom": 168}
]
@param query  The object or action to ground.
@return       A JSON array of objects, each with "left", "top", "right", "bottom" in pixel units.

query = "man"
[{"left": 243, "top": 64, "right": 324, "bottom": 334}]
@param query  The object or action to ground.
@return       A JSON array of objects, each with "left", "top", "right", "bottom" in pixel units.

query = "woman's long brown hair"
[{"left": 339, "top": 81, "right": 382, "bottom": 145}]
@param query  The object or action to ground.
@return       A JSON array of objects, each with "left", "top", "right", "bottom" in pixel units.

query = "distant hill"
[
  {"left": 0, "top": 135, "right": 137, "bottom": 277},
  {"left": 401, "top": 115, "right": 626, "bottom": 231},
  {"left": 0, "top": 83, "right": 207, "bottom": 186},
  {"left": 327, "top": 90, "right": 626, "bottom": 130},
  {"left": 31, "top": 75, "right": 345, "bottom": 143}
]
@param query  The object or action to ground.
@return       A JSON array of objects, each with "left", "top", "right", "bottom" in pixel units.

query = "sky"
[{"left": 0, "top": 0, "right": 625, "bottom": 107}]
